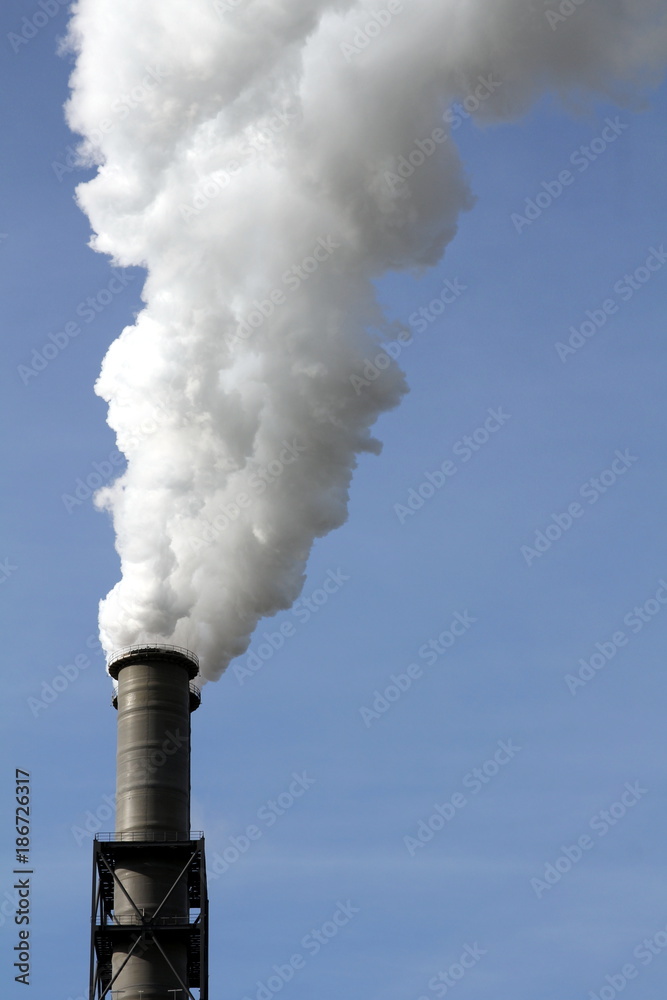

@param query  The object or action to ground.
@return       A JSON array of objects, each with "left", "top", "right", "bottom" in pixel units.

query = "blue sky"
[{"left": 2, "top": 4, "right": 667, "bottom": 1000}]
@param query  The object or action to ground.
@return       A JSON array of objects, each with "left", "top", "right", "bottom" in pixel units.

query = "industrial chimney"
[{"left": 89, "top": 644, "right": 208, "bottom": 1000}]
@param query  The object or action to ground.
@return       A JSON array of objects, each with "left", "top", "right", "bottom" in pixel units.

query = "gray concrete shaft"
[{"left": 113, "top": 657, "right": 193, "bottom": 837}]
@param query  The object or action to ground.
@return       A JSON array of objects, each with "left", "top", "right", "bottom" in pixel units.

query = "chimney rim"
[{"left": 107, "top": 642, "right": 199, "bottom": 680}]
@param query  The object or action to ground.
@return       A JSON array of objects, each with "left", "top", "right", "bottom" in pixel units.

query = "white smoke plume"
[{"left": 63, "top": 0, "right": 667, "bottom": 680}]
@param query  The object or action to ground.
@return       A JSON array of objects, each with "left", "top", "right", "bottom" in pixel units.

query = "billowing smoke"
[{"left": 63, "top": 0, "right": 667, "bottom": 680}]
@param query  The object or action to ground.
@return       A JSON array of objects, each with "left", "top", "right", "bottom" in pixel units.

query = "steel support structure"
[{"left": 89, "top": 833, "right": 208, "bottom": 1000}]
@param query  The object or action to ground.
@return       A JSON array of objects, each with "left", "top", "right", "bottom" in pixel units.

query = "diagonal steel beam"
[
  {"left": 98, "top": 932, "right": 144, "bottom": 999},
  {"left": 97, "top": 852, "right": 145, "bottom": 924},
  {"left": 150, "top": 932, "right": 197, "bottom": 1000},
  {"left": 151, "top": 850, "right": 197, "bottom": 923}
]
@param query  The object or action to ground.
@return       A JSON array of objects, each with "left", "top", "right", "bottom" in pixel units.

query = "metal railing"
[
  {"left": 96, "top": 831, "right": 204, "bottom": 843},
  {"left": 107, "top": 643, "right": 200, "bottom": 671},
  {"left": 107, "top": 914, "right": 196, "bottom": 927}
]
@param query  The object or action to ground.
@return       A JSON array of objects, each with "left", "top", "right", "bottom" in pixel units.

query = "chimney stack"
[{"left": 89, "top": 644, "right": 208, "bottom": 1000}]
